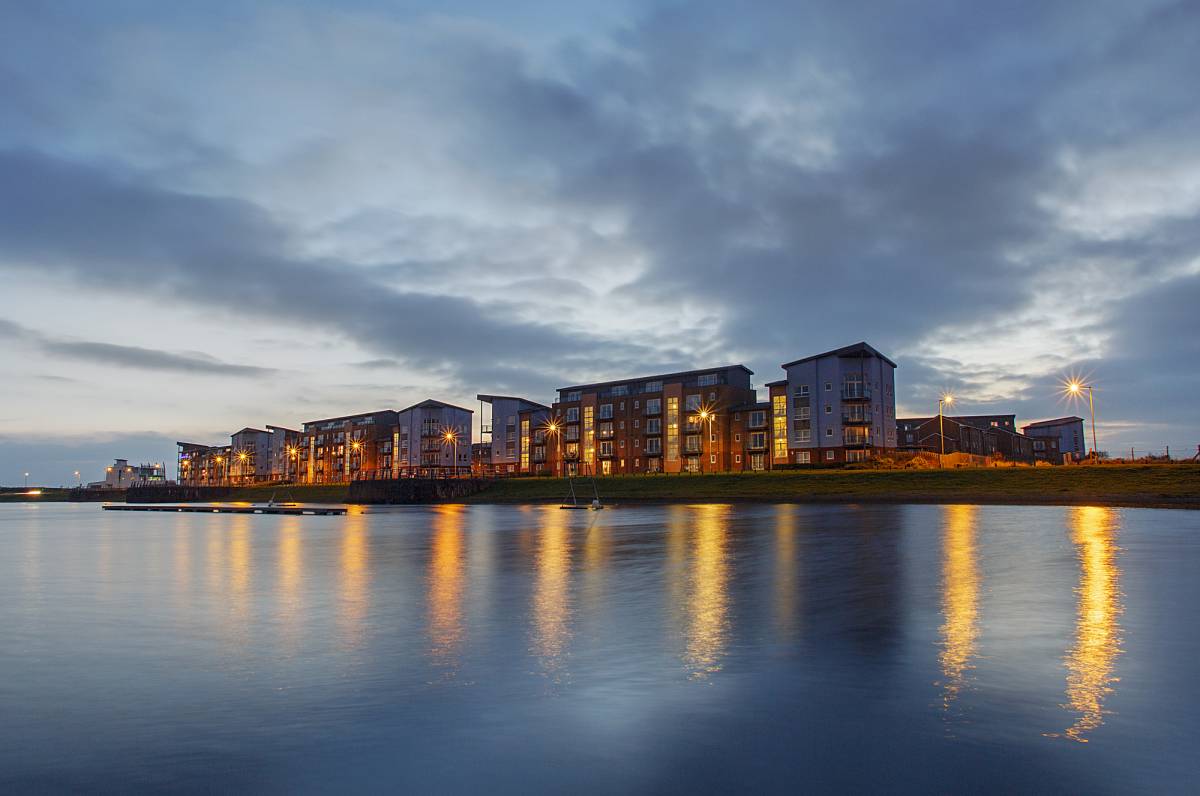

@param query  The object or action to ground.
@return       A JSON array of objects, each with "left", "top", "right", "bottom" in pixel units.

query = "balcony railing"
[
  {"left": 841, "top": 412, "right": 872, "bottom": 425},
  {"left": 684, "top": 444, "right": 703, "bottom": 455},
  {"left": 841, "top": 385, "right": 872, "bottom": 401},
  {"left": 843, "top": 434, "right": 872, "bottom": 447}
]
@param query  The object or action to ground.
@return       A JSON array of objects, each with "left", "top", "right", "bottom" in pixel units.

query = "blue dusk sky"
[{"left": 2, "top": 0, "right": 1198, "bottom": 484}]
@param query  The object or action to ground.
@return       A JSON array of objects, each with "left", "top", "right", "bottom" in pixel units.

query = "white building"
[{"left": 88, "top": 459, "right": 167, "bottom": 489}]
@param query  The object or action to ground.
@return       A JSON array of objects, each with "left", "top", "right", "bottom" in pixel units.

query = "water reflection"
[
  {"left": 531, "top": 507, "right": 572, "bottom": 680},
  {"left": 1058, "top": 506, "right": 1124, "bottom": 742},
  {"left": 428, "top": 505, "right": 466, "bottom": 669},
  {"left": 773, "top": 506, "right": 799, "bottom": 641},
  {"left": 667, "top": 505, "right": 732, "bottom": 679},
  {"left": 338, "top": 512, "right": 370, "bottom": 649},
  {"left": 938, "top": 505, "right": 980, "bottom": 709},
  {"left": 277, "top": 516, "right": 304, "bottom": 647}
]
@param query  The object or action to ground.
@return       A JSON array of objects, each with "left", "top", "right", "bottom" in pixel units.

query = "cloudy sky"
[{"left": 2, "top": 0, "right": 1198, "bottom": 484}]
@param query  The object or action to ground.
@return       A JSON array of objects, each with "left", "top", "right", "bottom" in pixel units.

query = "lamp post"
[
  {"left": 696, "top": 408, "right": 715, "bottom": 473},
  {"left": 287, "top": 446, "right": 298, "bottom": 483},
  {"left": 1066, "top": 381, "right": 1099, "bottom": 463},
  {"left": 350, "top": 439, "right": 362, "bottom": 480},
  {"left": 237, "top": 450, "right": 249, "bottom": 485},
  {"left": 74, "top": 471, "right": 81, "bottom": 487},
  {"left": 214, "top": 455, "right": 224, "bottom": 487},
  {"left": 24, "top": 472, "right": 30, "bottom": 489},
  {"left": 442, "top": 429, "right": 458, "bottom": 477},
  {"left": 544, "top": 418, "right": 562, "bottom": 477},
  {"left": 938, "top": 394, "right": 955, "bottom": 467}
]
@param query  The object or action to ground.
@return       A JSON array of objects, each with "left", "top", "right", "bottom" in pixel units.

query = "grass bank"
[{"left": 466, "top": 465, "right": 1200, "bottom": 509}]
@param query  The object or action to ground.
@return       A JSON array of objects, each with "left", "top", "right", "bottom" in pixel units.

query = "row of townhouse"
[
  {"left": 478, "top": 342, "right": 900, "bottom": 476},
  {"left": 177, "top": 399, "right": 473, "bottom": 486},
  {"left": 894, "top": 414, "right": 1061, "bottom": 464}
]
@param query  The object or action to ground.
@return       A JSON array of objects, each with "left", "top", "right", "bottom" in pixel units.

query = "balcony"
[
  {"left": 841, "top": 385, "right": 872, "bottom": 401},
  {"left": 841, "top": 412, "right": 872, "bottom": 425},
  {"left": 747, "top": 439, "right": 768, "bottom": 451},
  {"left": 684, "top": 444, "right": 703, "bottom": 455},
  {"left": 843, "top": 433, "right": 872, "bottom": 447}
]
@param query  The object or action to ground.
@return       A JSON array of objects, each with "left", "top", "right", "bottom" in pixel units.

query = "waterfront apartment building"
[
  {"left": 767, "top": 342, "right": 898, "bottom": 465},
  {"left": 229, "top": 427, "right": 273, "bottom": 483},
  {"left": 177, "top": 442, "right": 232, "bottom": 486},
  {"left": 300, "top": 409, "right": 399, "bottom": 484},
  {"left": 266, "top": 425, "right": 303, "bottom": 481},
  {"left": 477, "top": 394, "right": 550, "bottom": 474},
  {"left": 536, "top": 364, "right": 758, "bottom": 476},
  {"left": 392, "top": 399, "right": 473, "bottom": 475},
  {"left": 1022, "top": 416, "right": 1086, "bottom": 461}
]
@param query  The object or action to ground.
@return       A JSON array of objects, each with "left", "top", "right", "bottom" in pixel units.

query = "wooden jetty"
[{"left": 103, "top": 504, "right": 346, "bottom": 516}]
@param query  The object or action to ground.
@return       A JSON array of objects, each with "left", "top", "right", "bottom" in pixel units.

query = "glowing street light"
[
  {"left": 74, "top": 470, "right": 81, "bottom": 487},
  {"left": 1064, "top": 380, "right": 1099, "bottom": 462},
  {"left": 442, "top": 428, "right": 459, "bottom": 477},
  {"left": 24, "top": 472, "right": 30, "bottom": 488},
  {"left": 543, "top": 418, "right": 564, "bottom": 477},
  {"left": 938, "top": 393, "right": 955, "bottom": 466},
  {"left": 695, "top": 406, "right": 716, "bottom": 473}
]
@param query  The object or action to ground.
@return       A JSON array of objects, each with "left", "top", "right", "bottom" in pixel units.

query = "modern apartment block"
[
  {"left": 266, "top": 425, "right": 303, "bottom": 481},
  {"left": 1022, "top": 416, "right": 1086, "bottom": 460},
  {"left": 177, "top": 442, "right": 232, "bottom": 485},
  {"left": 393, "top": 399, "right": 474, "bottom": 474},
  {"left": 536, "top": 364, "right": 758, "bottom": 476},
  {"left": 767, "top": 342, "right": 898, "bottom": 465},
  {"left": 477, "top": 394, "right": 550, "bottom": 474}
]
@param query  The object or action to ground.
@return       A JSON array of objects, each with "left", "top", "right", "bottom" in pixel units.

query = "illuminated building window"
[
  {"left": 666, "top": 397, "right": 679, "bottom": 462},
  {"left": 583, "top": 405, "right": 595, "bottom": 467},
  {"left": 773, "top": 394, "right": 788, "bottom": 460}
]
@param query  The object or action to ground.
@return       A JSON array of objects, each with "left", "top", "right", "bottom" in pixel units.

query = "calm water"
[{"left": 2, "top": 502, "right": 1198, "bottom": 793}]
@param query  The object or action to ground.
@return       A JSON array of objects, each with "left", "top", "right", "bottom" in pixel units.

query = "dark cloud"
[
  {"left": 0, "top": 0, "right": 1197, "bottom": 454},
  {"left": 0, "top": 317, "right": 275, "bottom": 376}
]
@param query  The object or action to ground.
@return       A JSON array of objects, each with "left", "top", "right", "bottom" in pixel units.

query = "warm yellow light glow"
[
  {"left": 939, "top": 505, "right": 980, "bottom": 709},
  {"left": 443, "top": 429, "right": 457, "bottom": 442},
  {"left": 686, "top": 505, "right": 730, "bottom": 678},
  {"left": 941, "top": 393, "right": 955, "bottom": 406},
  {"left": 339, "top": 513, "right": 369, "bottom": 649},
  {"left": 533, "top": 506, "right": 571, "bottom": 680},
  {"left": 1057, "top": 506, "right": 1123, "bottom": 742},
  {"left": 428, "top": 505, "right": 465, "bottom": 668},
  {"left": 25, "top": 489, "right": 42, "bottom": 496},
  {"left": 237, "top": 452, "right": 248, "bottom": 462}
]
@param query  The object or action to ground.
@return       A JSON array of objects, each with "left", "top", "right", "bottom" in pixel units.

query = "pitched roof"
[
  {"left": 397, "top": 398, "right": 474, "bottom": 415},
  {"left": 557, "top": 364, "right": 753, "bottom": 393},
  {"left": 782, "top": 341, "right": 897, "bottom": 369},
  {"left": 476, "top": 394, "right": 551, "bottom": 411},
  {"left": 1022, "top": 416, "right": 1084, "bottom": 429}
]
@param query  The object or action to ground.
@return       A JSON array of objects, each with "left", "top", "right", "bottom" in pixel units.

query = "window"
[
  {"left": 598, "top": 421, "right": 614, "bottom": 438},
  {"left": 646, "top": 418, "right": 661, "bottom": 434},
  {"left": 646, "top": 398, "right": 661, "bottom": 415},
  {"left": 633, "top": 419, "right": 640, "bottom": 429},
  {"left": 826, "top": 428, "right": 834, "bottom": 437},
  {"left": 666, "top": 397, "right": 680, "bottom": 461},
  {"left": 734, "top": 433, "right": 741, "bottom": 442},
  {"left": 773, "top": 394, "right": 788, "bottom": 460},
  {"left": 906, "top": 433, "right": 914, "bottom": 443},
  {"left": 697, "top": 373, "right": 719, "bottom": 387},
  {"left": 749, "top": 411, "right": 766, "bottom": 428},
  {"left": 797, "top": 429, "right": 811, "bottom": 443},
  {"left": 645, "top": 438, "right": 662, "bottom": 454},
  {"left": 825, "top": 404, "right": 832, "bottom": 414},
  {"left": 644, "top": 381, "right": 662, "bottom": 393},
  {"left": 566, "top": 407, "right": 579, "bottom": 422},
  {"left": 566, "top": 390, "right": 581, "bottom": 402},
  {"left": 612, "top": 385, "right": 628, "bottom": 396},
  {"left": 749, "top": 432, "right": 767, "bottom": 449},
  {"left": 601, "top": 459, "right": 612, "bottom": 475},
  {"left": 750, "top": 453, "right": 765, "bottom": 471},
  {"left": 796, "top": 451, "right": 811, "bottom": 464},
  {"left": 735, "top": 454, "right": 742, "bottom": 463},
  {"left": 795, "top": 407, "right": 810, "bottom": 420},
  {"left": 710, "top": 454, "right": 716, "bottom": 464},
  {"left": 599, "top": 440, "right": 613, "bottom": 456},
  {"left": 619, "top": 402, "right": 625, "bottom": 411},
  {"left": 825, "top": 450, "right": 835, "bottom": 460},
  {"left": 599, "top": 403, "right": 613, "bottom": 419},
  {"left": 583, "top": 406, "right": 595, "bottom": 467},
  {"left": 685, "top": 434, "right": 702, "bottom": 454},
  {"left": 825, "top": 382, "right": 832, "bottom": 392},
  {"left": 685, "top": 394, "right": 701, "bottom": 411},
  {"left": 797, "top": 385, "right": 809, "bottom": 397},
  {"left": 619, "top": 439, "right": 625, "bottom": 448},
  {"left": 634, "top": 400, "right": 640, "bottom": 410}
]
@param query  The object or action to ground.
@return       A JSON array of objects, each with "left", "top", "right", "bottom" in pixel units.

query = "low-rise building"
[
  {"left": 88, "top": 459, "right": 167, "bottom": 489},
  {"left": 1022, "top": 416, "right": 1086, "bottom": 461},
  {"left": 300, "top": 410, "right": 399, "bottom": 484},
  {"left": 393, "top": 399, "right": 474, "bottom": 476}
]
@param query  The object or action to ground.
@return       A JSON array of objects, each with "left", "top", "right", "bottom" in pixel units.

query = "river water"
[{"left": 2, "top": 502, "right": 1197, "bottom": 793}]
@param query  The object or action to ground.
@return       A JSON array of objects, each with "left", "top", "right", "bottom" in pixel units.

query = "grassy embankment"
[
  {"left": 3, "top": 466, "right": 1196, "bottom": 507},
  {"left": 0, "top": 487, "right": 77, "bottom": 502},
  {"left": 465, "top": 465, "right": 1200, "bottom": 509}
]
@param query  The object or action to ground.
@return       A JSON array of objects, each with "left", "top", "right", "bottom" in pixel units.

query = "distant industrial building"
[{"left": 1022, "top": 416, "right": 1086, "bottom": 461}]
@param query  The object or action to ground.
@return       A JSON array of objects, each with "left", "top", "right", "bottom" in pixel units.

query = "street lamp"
[
  {"left": 287, "top": 446, "right": 299, "bottom": 483},
  {"left": 442, "top": 428, "right": 458, "bottom": 477},
  {"left": 938, "top": 394, "right": 955, "bottom": 466},
  {"left": 696, "top": 407, "right": 715, "bottom": 473},
  {"left": 24, "top": 472, "right": 30, "bottom": 488},
  {"left": 74, "top": 470, "right": 81, "bottom": 487},
  {"left": 214, "top": 455, "right": 224, "bottom": 486},
  {"left": 1065, "top": 380, "right": 1099, "bottom": 463},
  {"left": 544, "top": 418, "right": 563, "bottom": 477},
  {"left": 236, "top": 450, "right": 249, "bottom": 484}
]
